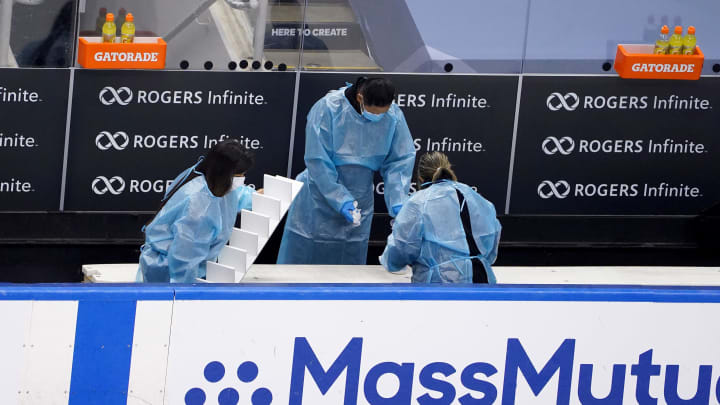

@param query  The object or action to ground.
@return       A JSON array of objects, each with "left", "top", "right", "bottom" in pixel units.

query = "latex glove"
[
  {"left": 340, "top": 201, "right": 355, "bottom": 223},
  {"left": 391, "top": 204, "right": 403, "bottom": 217}
]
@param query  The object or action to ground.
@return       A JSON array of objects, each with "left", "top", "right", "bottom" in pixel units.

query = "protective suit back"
[
  {"left": 381, "top": 181, "right": 501, "bottom": 283},
  {"left": 138, "top": 175, "right": 251, "bottom": 282}
]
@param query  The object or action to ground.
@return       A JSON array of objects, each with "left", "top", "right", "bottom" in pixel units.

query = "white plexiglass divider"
[
  {"left": 206, "top": 261, "right": 239, "bottom": 283},
  {"left": 205, "top": 176, "right": 303, "bottom": 283},
  {"left": 252, "top": 193, "right": 282, "bottom": 229},
  {"left": 218, "top": 245, "right": 248, "bottom": 278},
  {"left": 264, "top": 174, "right": 294, "bottom": 213}
]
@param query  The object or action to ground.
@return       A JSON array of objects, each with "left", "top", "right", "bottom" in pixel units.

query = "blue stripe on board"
[
  {"left": 0, "top": 283, "right": 719, "bottom": 303},
  {"left": 69, "top": 300, "right": 137, "bottom": 405}
]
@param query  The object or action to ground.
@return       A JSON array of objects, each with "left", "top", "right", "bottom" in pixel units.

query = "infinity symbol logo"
[
  {"left": 95, "top": 131, "right": 129, "bottom": 151},
  {"left": 92, "top": 176, "right": 126, "bottom": 195},
  {"left": 99, "top": 86, "right": 133, "bottom": 105},
  {"left": 537, "top": 180, "right": 571, "bottom": 199},
  {"left": 546, "top": 92, "right": 579, "bottom": 111},
  {"left": 542, "top": 136, "right": 575, "bottom": 155}
]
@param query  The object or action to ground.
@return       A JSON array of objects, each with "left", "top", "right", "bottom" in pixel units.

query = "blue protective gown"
[
  {"left": 380, "top": 180, "right": 501, "bottom": 283},
  {"left": 137, "top": 175, "right": 253, "bottom": 283},
  {"left": 277, "top": 86, "right": 416, "bottom": 264}
]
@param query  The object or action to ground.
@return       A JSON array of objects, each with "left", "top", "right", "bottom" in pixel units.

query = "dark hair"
[
  {"left": 355, "top": 76, "right": 396, "bottom": 107},
  {"left": 417, "top": 152, "right": 457, "bottom": 186},
  {"left": 147, "top": 139, "right": 255, "bottom": 225}
]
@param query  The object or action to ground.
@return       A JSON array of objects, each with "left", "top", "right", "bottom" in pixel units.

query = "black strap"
[{"left": 456, "top": 189, "right": 489, "bottom": 284}]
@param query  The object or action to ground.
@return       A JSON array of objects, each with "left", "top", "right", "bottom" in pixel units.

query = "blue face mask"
[{"left": 360, "top": 101, "right": 385, "bottom": 122}]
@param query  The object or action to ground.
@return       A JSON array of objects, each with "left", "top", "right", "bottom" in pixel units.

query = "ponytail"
[
  {"left": 418, "top": 152, "right": 458, "bottom": 185},
  {"left": 432, "top": 166, "right": 456, "bottom": 182}
]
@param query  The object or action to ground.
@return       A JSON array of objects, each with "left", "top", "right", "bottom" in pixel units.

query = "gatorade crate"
[
  {"left": 77, "top": 37, "right": 167, "bottom": 69},
  {"left": 614, "top": 44, "right": 703, "bottom": 80}
]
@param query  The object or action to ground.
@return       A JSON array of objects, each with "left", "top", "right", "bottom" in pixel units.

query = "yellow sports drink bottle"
[
  {"left": 121, "top": 13, "right": 136, "bottom": 43},
  {"left": 102, "top": 13, "right": 116, "bottom": 43},
  {"left": 682, "top": 26, "right": 696, "bottom": 55},
  {"left": 653, "top": 25, "right": 670, "bottom": 54},
  {"left": 668, "top": 26, "right": 683, "bottom": 55}
]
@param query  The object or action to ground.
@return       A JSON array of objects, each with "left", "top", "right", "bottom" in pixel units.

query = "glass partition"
[
  {"left": 76, "top": 0, "right": 302, "bottom": 70},
  {"left": 0, "top": 0, "right": 77, "bottom": 67},
  {"left": 524, "top": 0, "right": 720, "bottom": 74},
  {"left": 301, "top": 0, "right": 529, "bottom": 73}
]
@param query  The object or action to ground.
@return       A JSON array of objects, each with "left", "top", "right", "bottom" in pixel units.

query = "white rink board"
[{"left": 163, "top": 299, "right": 720, "bottom": 405}]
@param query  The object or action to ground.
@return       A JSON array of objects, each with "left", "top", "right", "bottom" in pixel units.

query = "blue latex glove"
[
  {"left": 391, "top": 204, "right": 403, "bottom": 217},
  {"left": 340, "top": 201, "right": 355, "bottom": 223}
]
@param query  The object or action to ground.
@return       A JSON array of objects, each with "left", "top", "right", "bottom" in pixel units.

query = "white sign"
[{"left": 162, "top": 300, "right": 720, "bottom": 405}]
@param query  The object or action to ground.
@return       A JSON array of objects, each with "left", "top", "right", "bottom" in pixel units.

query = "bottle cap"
[
  {"left": 660, "top": 25, "right": 669, "bottom": 34},
  {"left": 674, "top": 26, "right": 682, "bottom": 34},
  {"left": 125, "top": 13, "right": 134, "bottom": 22},
  {"left": 687, "top": 26, "right": 695, "bottom": 35},
  {"left": 106, "top": 13, "right": 114, "bottom": 22}
]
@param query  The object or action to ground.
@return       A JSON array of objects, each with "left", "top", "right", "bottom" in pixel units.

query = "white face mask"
[{"left": 232, "top": 176, "right": 245, "bottom": 190}]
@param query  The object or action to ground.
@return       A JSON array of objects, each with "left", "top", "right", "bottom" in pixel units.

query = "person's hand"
[
  {"left": 256, "top": 188, "right": 264, "bottom": 194},
  {"left": 340, "top": 201, "right": 355, "bottom": 223}
]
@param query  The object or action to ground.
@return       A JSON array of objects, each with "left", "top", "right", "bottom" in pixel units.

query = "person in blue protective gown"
[
  {"left": 381, "top": 152, "right": 501, "bottom": 283},
  {"left": 278, "top": 77, "right": 416, "bottom": 264},
  {"left": 137, "top": 139, "right": 256, "bottom": 283}
]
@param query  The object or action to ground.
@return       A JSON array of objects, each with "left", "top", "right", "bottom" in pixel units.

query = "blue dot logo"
[
  {"left": 185, "top": 360, "right": 273, "bottom": 405},
  {"left": 237, "top": 361, "right": 259, "bottom": 383}
]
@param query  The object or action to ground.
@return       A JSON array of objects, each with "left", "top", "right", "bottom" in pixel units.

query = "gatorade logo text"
[
  {"left": 92, "top": 176, "right": 126, "bottom": 195},
  {"left": 93, "top": 51, "right": 159, "bottom": 63},
  {"left": 631, "top": 63, "right": 695, "bottom": 73},
  {"left": 537, "top": 180, "right": 571, "bottom": 199},
  {"left": 542, "top": 136, "right": 575, "bottom": 155},
  {"left": 95, "top": 131, "right": 129, "bottom": 151},
  {"left": 546, "top": 92, "right": 579, "bottom": 111},
  {"left": 99, "top": 87, "right": 133, "bottom": 106}
]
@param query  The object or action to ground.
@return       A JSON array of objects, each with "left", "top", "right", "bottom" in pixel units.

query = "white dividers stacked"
[{"left": 204, "top": 175, "right": 303, "bottom": 283}]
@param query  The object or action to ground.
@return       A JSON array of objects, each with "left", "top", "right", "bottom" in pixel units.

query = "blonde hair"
[{"left": 417, "top": 151, "right": 457, "bottom": 184}]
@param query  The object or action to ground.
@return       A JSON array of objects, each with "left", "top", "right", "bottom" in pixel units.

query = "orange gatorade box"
[
  {"left": 77, "top": 37, "right": 167, "bottom": 69},
  {"left": 614, "top": 44, "right": 703, "bottom": 80}
]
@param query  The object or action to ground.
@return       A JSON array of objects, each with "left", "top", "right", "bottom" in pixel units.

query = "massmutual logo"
[
  {"left": 182, "top": 337, "right": 720, "bottom": 404},
  {"left": 99, "top": 86, "right": 133, "bottom": 106},
  {"left": 95, "top": 131, "right": 129, "bottom": 151},
  {"left": 91, "top": 176, "right": 174, "bottom": 195},
  {"left": 185, "top": 360, "right": 272, "bottom": 405},
  {"left": 546, "top": 91, "right": 711, "bottom": 112},
  {"left": 546, "top": 92, "right": 579, "bottom": 111}
]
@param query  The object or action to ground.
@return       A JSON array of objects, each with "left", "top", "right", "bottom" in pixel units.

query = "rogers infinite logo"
[
  {"left": 92, "top": 176, "right": 175, "bottom": 195},
  {"left": 98, "top": 86, "right": 266, "bottom": 106},
  {"left": 92, "top": 176, "right": 126, "bottom": 195},
  {"left": 537, "top": 180, "right": 571, "bottom": 199},
  {"left": 546, "top": 92, "right": 711, "bottom": 111},
  {"left": 537, "top": 180, "right": 702, "bottom": 199},
  {"left": 99, "top": 87, "right": 133, "bottom": 106},
  {"left": 542, "top": 136, "right": 575, "bottom": 155},
  {"left": 95, "top": 131, "right": 129, "bottom": 151},
  {"left": 546, "top": 93, "right": 579, "bottom": 111}
]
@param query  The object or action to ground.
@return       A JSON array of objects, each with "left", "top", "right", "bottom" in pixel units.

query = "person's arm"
[
  {"left": 236, "top": 185, "right": 254, "bottom": 212},
  {"left": 166, "top": 197, "right": 216, "bottom": 283},
  {"left": 380, "top": 109, "right": 416, "bottom": 217},
  {"left": 305, "top": 100, "right": 354, "bottom": 213},
  {"left": 485, "top": 223, "right": 501, "bottom": 265},
  {"left": 380, "top": 200, "right": 423, "bottom": 271}
]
